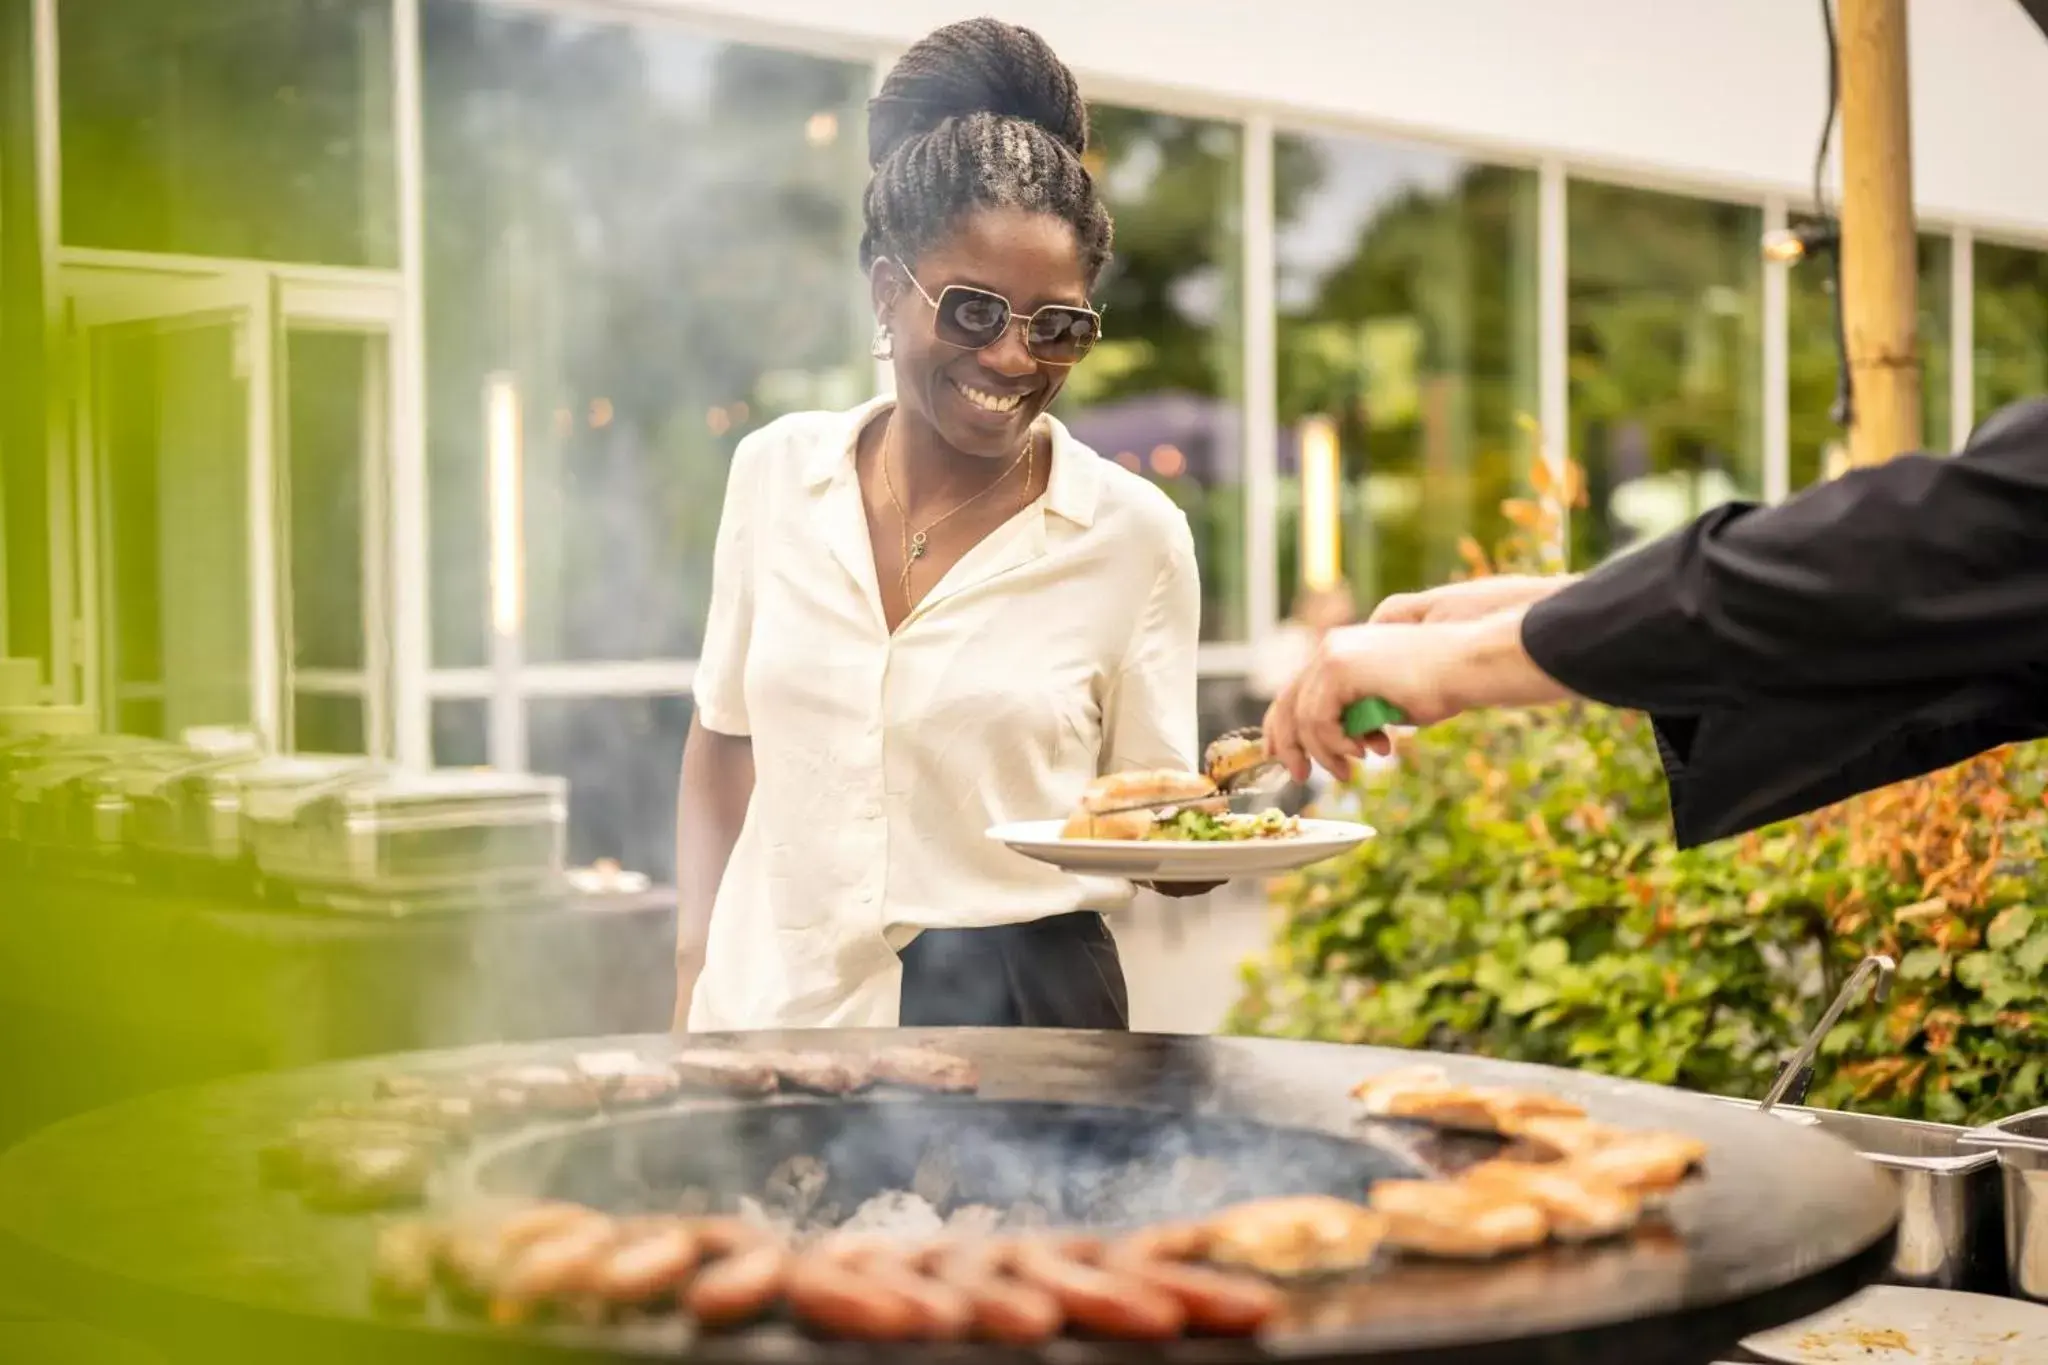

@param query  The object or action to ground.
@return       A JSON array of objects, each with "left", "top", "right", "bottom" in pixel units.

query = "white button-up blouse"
[{"left": 687, "top": 397, "right": 1201, "bottom": 1030}]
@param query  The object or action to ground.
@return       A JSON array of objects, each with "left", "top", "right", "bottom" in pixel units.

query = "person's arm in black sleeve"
[{"left": 1521, "top": 396, "right": 2048, "bottom": 847}]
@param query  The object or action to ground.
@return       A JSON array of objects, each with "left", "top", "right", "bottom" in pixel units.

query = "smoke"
[{"left": 459, "top": 1088, "right": 1423, "bottom": 1237}]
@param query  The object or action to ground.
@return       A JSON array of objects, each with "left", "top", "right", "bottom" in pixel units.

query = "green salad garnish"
[{"left": 1146, "top": 808, "right": 1297, "bottom": 842}]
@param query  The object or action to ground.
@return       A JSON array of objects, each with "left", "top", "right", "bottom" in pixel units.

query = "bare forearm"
[{"left": 1445, "top": 609, "right": 1580, "bottom": 713}]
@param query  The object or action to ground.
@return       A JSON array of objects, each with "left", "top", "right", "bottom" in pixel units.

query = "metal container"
[
  {"left": 121, "top": 732, "right": 273, "bottom": 864},
  {"left": 3, "top": 742, "right": 182, "bottom": 854},
  {"left": 1715, "top": 1098, "right": 2005, "bottom": 1293},
  {"left": 1961, "top": 1105, "right": 2048, "bottom": 1302},
  {"left": 245, "top": 767, "right": 567, "bottom": 906}
]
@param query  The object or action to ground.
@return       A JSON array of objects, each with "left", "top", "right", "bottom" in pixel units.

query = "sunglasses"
[{"left": 890, "top": 263, "right": 1102, "bottom": 365}]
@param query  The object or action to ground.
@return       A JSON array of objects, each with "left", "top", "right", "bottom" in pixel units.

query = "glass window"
[
  {"left": 1274, "top": 132, "right": 1538, "bottom": 615},
  {"left": 420, "top": 4, "right": 871, "bottom": 668},
  {"left": 1566, "top": 181, "right": 1763, "bottom": 566},
  {"left": 58, "top": 0, "right": 396, "bottom": 265},
  {"left": 432, "top": 699, "right": 489, "bottom": 768},
  {"left": 1059, "top": 107, "right": 1246, "bottom": 642},
  {"left": 528, "top": 694, "right": 692, "bottom": 884},
  {"left": 286, "top": 328, "right": 379, "bottom": 673},
  {"left": 293, "top": 692, "right": 367, "bottom": 755},
  {"left": 1787, "top": 226, "right": 1950, "bottom": 488},
  {"left": 1972, "top": 240, "right": 2048, "bottom": 426}
]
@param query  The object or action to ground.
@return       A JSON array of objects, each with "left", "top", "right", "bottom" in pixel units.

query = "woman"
[
  {"left": 1262, "top": 396, "right": 2048, "bottom": 847},
  {"left": 675, "top": 19, "right": 1207, "bottom": 1033}
]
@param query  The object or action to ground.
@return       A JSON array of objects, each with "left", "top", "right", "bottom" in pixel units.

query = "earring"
[{"left": 870, "top": 322, "right": 894, "bottom": 361}]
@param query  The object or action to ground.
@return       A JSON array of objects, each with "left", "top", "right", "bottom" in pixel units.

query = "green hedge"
[{"left": 1227, "top": 703, "right": 2048, "bottom": 1126}]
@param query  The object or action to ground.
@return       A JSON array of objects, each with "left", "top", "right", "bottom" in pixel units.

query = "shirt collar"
[{"left": 801, "top": 398, "right": 1101, "bottom": 530}]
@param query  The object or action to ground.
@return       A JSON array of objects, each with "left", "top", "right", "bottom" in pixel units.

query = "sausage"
[
  {"left": 488, "top": 1217, "right": 619, "bottom": 1324},
  {"left": 869, "top": 1046, "right": 979, "bottom": 1093},
  {"left": 1106, "top": 1256, "right": 1282, "bottom": 1335},
  {"left": 1009, "top": 1240, "right": 1184, "bottom": 1340},
  {"left": 782, "top": 1254, "right": 926, "bottom": 1341},
  {"left": 764, "top": 1051, "right": 874, "bottom": 1095},
  {"left": 590, "top": 1222, "right": 699, "bottom": 1303},
  {"left": 672, "top": 1049, "right": 780, "bottom": 1096},
  {"left": 1109, "top": 1220, "right": 1212, "bottom": 1263},
  {"left": 692, "top": 1216, "right": 774, "bottom": 1257},
  {"left": 824, "top": 1244, "right": 973, "bottom": 1341},
  {"left": 685, "top": 1244, "right": 790, "bottom": 1330},
  {"left": 930, "top": 1245, "right": 1065, "bottom": 1345}
]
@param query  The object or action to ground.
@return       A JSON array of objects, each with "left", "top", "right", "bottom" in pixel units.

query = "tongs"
[
  {"left": 1757, "top": 953, "right": 1896, "bottom": 1115},
  {"left": 1088, "top": 697, "right": 1408, "bottom": 819}
]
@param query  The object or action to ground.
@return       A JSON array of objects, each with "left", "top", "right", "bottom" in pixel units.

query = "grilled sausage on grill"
[
  {"left": 1007, "top": 1238, "right": 1186, "bottom": 1340},
  {"left": 573, "top": 1051, "right": 682, "bottom": 1107},
  {"left": 870, "top": 1046, "right": 979, "bottom": 1094},
  {"left": 764, "top": 1051, "right": 876, "bottom": 1096},
  {"left": 487, "top": 1065, "right": 605, "bottom": 1117},
  {"left": 686, "top": 1243, "right": 789, "bottom": 1328},
  {"left": 672, "top": 1049, "right": 780, "bottom": 1096}
]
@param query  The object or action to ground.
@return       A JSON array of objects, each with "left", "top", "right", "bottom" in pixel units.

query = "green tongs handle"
[{"left": 1342, "top": 697, "right": 1408, "bottom": 737}]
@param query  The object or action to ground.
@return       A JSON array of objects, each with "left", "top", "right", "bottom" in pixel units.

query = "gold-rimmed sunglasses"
[{"left": 886, "top": 260, "right": 1102, "bottom": 365}]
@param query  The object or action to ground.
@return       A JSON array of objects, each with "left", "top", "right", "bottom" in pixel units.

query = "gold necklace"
[{"left": 881, "top": 427, "right": 1035, "bottom": 616}]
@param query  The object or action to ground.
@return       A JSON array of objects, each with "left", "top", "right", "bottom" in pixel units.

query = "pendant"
[{"left": 909, "top": 531, "right": 928, "bottom": 560}]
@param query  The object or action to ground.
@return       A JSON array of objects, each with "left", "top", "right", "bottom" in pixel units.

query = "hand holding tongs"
[{"left": 1089, "top": 697, "right": 1409, "bottom": 819}]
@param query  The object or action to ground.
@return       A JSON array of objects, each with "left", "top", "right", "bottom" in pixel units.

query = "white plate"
[
  {"left": 1741, "top": 1286, "right": 2048, "bottom": 1365},
  {"left": 986, "top": 818, "right": 1374, "bottom": 882}
]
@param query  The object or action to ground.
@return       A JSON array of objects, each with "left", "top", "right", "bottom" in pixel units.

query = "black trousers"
[{"left": 896, "top": 912, "right": 1130, "bottom": 1029}]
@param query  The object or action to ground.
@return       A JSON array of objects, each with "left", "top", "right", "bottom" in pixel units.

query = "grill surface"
[{"left": 0, "top": 1028, "right": 1899, "bottom": 1365}]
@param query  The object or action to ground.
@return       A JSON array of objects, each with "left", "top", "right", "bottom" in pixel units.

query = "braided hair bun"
[{"left": 861, "top": 19, "right": 1112, "bottom": 281}]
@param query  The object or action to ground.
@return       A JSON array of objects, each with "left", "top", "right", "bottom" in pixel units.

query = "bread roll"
[
  {"left": 1059, "top": 769, "right": 1218, "bottom": 841},
  {"left": 1060, "top": 808, "right": 1157, "bottom": 840}
]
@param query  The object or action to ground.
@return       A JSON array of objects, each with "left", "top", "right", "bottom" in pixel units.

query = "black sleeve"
[{"left": 1521, "top": 396, "right": 2048, "bottom": 848}]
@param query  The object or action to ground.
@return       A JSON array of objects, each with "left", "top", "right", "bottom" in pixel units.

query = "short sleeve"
[
  {"left": 1100, "top": 514, "right": 1201, "bottom": 774},
  {"left": 692, "top": 436, "right": 766, "bottom": 737}
]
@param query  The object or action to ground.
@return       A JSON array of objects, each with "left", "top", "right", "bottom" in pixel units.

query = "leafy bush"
[{"left": 1229, "top": 437, "right": 2048, "bottom": 1125}]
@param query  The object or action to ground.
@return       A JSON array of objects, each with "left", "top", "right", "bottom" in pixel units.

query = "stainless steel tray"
[
  {"left": 1714, "top": 1098, "right": 2005, "bottom": 1293},
  {"left": 246, "top": 767, "right": 566, "bottom": 897},
  {"left": 1961, "top": 1105, "right": 2048, "bottom": 1302}
]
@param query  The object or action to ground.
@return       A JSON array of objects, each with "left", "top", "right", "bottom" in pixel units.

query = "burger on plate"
[{"left": 1060, "top": 770, "right": 1220, "bottom": 841}]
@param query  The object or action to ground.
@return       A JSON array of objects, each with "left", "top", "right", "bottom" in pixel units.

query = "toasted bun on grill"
[
  {"left": 1203, "top": 728, "right": 1268, "bottom": 789},
  {"left": 1059, "top": 769, "right": 1218, "bottom": 841}
]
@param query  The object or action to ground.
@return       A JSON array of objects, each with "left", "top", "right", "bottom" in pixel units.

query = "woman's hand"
[
  {"left": 1140, "top": 879, "right": 1222, "bottom": 898},
  {"left": 1261, "top": 609, "right": 1577, "bottom": 782},
  {"left": 1369, "top": 574, "right": 1577, "bottom": 626}
]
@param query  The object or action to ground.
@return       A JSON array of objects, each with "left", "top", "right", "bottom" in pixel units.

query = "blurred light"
[
  {"left": 486, "top": 374, "right": 525, "bottom": 637},
  {"left": 805, "top": 111, "right": 839, "bottom": 147},
  {"left": 1083, "top": 149, "right": 1108, "bottom": 179},
  {"left": 588, "top": 397, "right": 614, "bottom": 429},
  {"left": 1299, "top": 415, "right": 1342, "bottom": 593},
  {"left": 1148, "top": 443, "right": 1186, "bottom": 479},
  {"left": 731, "top": 401, "right": 750, "bottom": 423},
  {"left": 707, "top": 406, "right": 732, "bottom": 437},
  {"left": 552, "top": 406, "right": 574, "bottom": 437},
  {"left": 1762, "top": 222, "right": 1838, "bottom": 265},
  {"left": 1114, "top": 450, "right": 1140, "bottom": 471}
]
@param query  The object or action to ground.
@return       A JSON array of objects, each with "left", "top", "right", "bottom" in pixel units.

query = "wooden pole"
[{"left": 1836, "top": 0, "right": 1922, "bottom": 466}]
